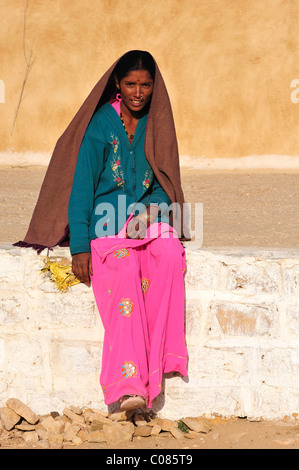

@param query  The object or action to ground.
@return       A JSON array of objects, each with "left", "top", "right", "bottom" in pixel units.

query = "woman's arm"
[
  {"left": 72, "top": 252, "right": 93, "bottom": 286},
  {"left": 147, "top": 174, "right": 171, "bottom": 206},
  {"left": 68, "top": 133, "right": 105, "bottom": 285}
]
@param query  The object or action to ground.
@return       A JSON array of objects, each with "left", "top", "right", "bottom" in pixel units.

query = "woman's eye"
[{"left": 124, "top": 82, "right": 152, "bottom": 87}]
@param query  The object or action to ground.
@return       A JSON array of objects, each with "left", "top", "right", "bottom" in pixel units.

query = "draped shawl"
[{"left": 14, "top": 53, "right": 190, "bottom": 252}]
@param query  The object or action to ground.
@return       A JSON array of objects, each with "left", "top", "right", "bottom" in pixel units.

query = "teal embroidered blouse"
[{"left": 68, "top": 102, "right": 171, "bottom": 255}]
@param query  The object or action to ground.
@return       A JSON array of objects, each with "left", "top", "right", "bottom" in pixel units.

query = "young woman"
[{"left": 16, "top": 50, "right": 189, "bottom": 412}]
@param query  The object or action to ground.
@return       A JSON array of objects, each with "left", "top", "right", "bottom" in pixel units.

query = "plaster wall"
[{"left": 1, "top": 0, "right": 299, "bottom": 159}]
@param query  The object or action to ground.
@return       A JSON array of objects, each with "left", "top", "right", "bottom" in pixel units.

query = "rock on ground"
[{"left": 0, "top": 397, "right": 210, "bottom": 448}]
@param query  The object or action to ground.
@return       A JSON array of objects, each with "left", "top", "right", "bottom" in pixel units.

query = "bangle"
[{"left": 134, "top": 212, "right": 153, "bottom": 228}]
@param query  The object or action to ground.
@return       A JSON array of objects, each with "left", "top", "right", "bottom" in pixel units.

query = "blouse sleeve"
[
  {"left": 147, "top": 174, "right": 172, "bottom": 206},
  {"left": 68, "top": 133, "right": 106, "bottom": 255}
]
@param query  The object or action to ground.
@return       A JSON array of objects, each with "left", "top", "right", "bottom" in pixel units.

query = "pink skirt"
[{"left": 90, "top": 215, "right": 188, "bottom": 408}]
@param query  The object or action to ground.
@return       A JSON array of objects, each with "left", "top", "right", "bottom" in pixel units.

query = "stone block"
[
  {"left": 258, "top": 348, "right": 299, "bottom": 388},
  {"left": 77, "top": 428, "right": 88, "bottom": 442},
  {"left": 0, "top": 339, "right": 5, "bottom": 369},
  {"left": 169, "top": 426, "right": 185, "bottom": 439},
  {"left": 185, "top": 300, "right": 203, "bottom": 340},
  {"left": 6, "top": 398, "right": 39, "bottom": 424},
  {"left": 184, "top": 250, "right": 221, "bottom": 290},
  {"left": 225, "top": 261, "right": 281, "bottom": 294},
  {"left": 181, "top": 416, "right": 211, "bottom": 433},
  {"left": 208, "top": 301, "right": 277, "bottom": 337},
  {"left": 63, "top": 422, "right": 81, "bottom": 441},
  {"left": 40, "top": 293, "right": 99, "bottom": 329},
  {"left": 48, "top": 433, "right": 64, "bottom": 445},
  {"left": 0, "top": 291, "right": 27, "bottom": 325},
  {"left": 293, "top": 265, "right": 299, "bottom": 297},
  {"left": 133, "top": 425, "right": 152, "bottom": 437},
  {"left": 253, "top": 384, "right": 299, "bottom": 418},
  {"left": 156, "top": 417, "right": 178, "bottom": 431},
  {"left": 4, "top": 334, "right": 44, "bottom": 377},
  {"left": 87, "top": 430, "right": 106, "bottom": 443},
  {"left": 63, "top": 407, "right": 85, "bottom": 426},
  {"left": 0, "top": 406, "right": 21, "bottom": 430},
  {"left": 22, "top": 431, "right": 39, "bottom": 443},
  {"left": 22, "top": 251, "right": 47, "bottom": 290},
  {"left": 286, "top": 308, "right": 299, "bottom": 336},
  {"left": 108, "top": 409, "right": 134, "bottom": 421},
  {"left": 151, "top": 424, "right": 162, "bottom": 435},
  {"left": 282, "top": 266, "right": 297, "bottom": 297},
  {"left": 35, "top": 423, "right": 49, "bottom": 440},
  {"left": 50, "top": 340, "right": 101, "bottom": 376},
  {"left": 16, "top": 422, "right": 37, "bottom": 431},
  {"left": 0, "top": 250, "right": 23, "bottom": 283},
  {"left": 83, "top": 409, "right": 109, "bottom": 424},
  {"left": 39, "top": 415, "right": 65, "bottom": 434},
  {"left": 103, "top": 422, "right": 133, "bottom": 444},
  {"left": 49, "top": 340, "right": 102, "bottom": 403},
  {"left": 186, "top": 344, "right": 249, "bottom": 387}
]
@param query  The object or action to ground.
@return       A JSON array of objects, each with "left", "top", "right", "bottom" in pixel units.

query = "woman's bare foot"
[{"left": 120, "top": 395, "right": 146, "bottom": 411}]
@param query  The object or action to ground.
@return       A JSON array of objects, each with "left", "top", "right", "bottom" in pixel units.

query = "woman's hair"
[
  {"left": 96, "top": 51, "right": 156, "bottom": 111},
  {"left": 113, "top": 50, "right": 156, "bottom": 83}
]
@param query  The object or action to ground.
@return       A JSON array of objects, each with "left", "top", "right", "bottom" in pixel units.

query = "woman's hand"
[
  {"left": 72, "top": 252, "right": 93, "bottom": 286},
  {"left": 126, "top": 217, "right": 147, "bottom": 239},
  {"left": 126, "top": 205, "right": 161, "bottom": 239}
]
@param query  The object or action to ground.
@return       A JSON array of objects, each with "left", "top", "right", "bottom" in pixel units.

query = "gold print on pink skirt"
[
  {"left": 121, "top": 361, "right": 137, "bottom": 378},
  {"left": 141, "top": 278, "right": 150, "bottom": 294},
  {"left": 113, "top": 248, "right": 130, "bottom": 258},
  {"left": 118, "top": 298, "right": 134, "bottom": 317}
]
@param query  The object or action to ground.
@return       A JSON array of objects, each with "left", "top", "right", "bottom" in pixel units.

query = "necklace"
[{"left": 120, "top": 113, "right": 134, "bottom": 140}]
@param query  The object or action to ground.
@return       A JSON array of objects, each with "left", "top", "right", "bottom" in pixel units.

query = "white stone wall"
[{"left": 1, "top": 243, "right": 299, "bottom": 420}]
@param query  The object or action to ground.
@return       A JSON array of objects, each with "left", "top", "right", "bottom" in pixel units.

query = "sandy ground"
[
  {"left": 1, "top": 166, "right": 299, "bottom": 247},
  {"left": 1, "top": 165, "right": 299, "bottom": 451},
  {"left": 1, "top": 415, "right": 299, "bottom": 450}
]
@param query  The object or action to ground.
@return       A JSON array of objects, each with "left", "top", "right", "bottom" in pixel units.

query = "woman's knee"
[
  {"left": 107, "top": 247, "right": 139, "bottom": 272},
  {"left": 151, "top": 236, "right": 184, "bottom": 262}
]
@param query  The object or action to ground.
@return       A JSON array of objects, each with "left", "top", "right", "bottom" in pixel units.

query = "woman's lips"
[{"left": 130, "top": 99, "right": 144, "bottom": 107}]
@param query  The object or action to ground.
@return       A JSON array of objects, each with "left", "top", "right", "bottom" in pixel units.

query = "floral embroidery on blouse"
[
  {"left": 142, "top": 169, "right": 153, "bottom": 190},
  {"left": 113, "top": 248, "right": 130, "bottom": 258},
  {"left": 122, "top": 361, "right": 137, "bottom": 378},
  {"left": 141, "top": 278, "right": 150, "bottom": 294},
  {"left": 110, "top": 134, "right": 125, "bottom": 189},
  {"left": 119, "top": 298, "right": 134, "bottom": 317}
]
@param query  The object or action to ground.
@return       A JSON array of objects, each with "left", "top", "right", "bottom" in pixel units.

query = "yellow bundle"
[{"left": 41, "top": 256, "right": 80, "bottom": 292}]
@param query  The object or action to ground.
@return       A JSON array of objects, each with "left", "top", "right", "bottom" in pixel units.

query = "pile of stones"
[{"left": 0, "top": 398, "right": 212, "bottom": 447}]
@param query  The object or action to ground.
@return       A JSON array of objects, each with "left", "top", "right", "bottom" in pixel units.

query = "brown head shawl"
[{"left": 14, "top": 51, "right": 190, "bottom": 253}]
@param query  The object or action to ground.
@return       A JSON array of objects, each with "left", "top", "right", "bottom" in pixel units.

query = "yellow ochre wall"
[{"left": 1, "top": 0, "right": 299, "bottom": 159}]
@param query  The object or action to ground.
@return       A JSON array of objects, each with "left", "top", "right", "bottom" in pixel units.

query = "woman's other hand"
[{"left": 72, "top": 252, "right": 93, "bottom": 286}]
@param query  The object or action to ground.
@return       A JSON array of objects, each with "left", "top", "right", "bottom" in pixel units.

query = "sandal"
[{"left": 120, "top": 395, "right": 146, "bottom": 411}]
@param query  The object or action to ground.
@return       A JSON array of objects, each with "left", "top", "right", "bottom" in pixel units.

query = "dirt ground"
[
  {"left": 1, "top": 166, "right": 299, "bottom": 247},
  {"left": 1, "top": 165, "right": 299, "bottom": 451},
  {"left": 1, "top": 415, "right": 299, "bottom": 450}
]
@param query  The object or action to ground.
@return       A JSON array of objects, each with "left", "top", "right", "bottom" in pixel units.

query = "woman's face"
[{"left": 118, "top": 69, "right": 153, "bottom": 114}]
